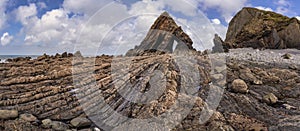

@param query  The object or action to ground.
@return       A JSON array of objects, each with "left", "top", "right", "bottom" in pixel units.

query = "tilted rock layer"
[
  {"left": 1, "top": 50, "right": 300, "bottom": 130},
  {"left": 224, "top": 7, "right": 300, "bottom": 50}
]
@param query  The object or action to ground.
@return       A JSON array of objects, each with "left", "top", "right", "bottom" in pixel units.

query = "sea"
[{"left": 0, "top": 55, "right": 39, "bottom": 63}]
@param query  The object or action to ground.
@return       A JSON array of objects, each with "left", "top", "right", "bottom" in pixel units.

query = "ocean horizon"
[{"left": 0, "top": 55, "right": 39, "bottom": 63}]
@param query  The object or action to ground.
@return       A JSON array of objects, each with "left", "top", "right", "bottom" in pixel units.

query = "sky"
[{"left": 0, "top": 0, "right": 299, "bottom": 55}]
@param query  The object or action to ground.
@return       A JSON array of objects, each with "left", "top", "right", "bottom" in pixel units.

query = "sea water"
[{"left": 0, "top": 55, "right": 39, "bottom": 63}]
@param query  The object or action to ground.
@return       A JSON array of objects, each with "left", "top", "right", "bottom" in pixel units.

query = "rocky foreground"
[{"left": 0, "top": 48, "right": 299, "bottom": 131}]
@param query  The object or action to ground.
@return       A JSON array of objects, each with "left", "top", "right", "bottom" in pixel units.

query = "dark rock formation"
[
  {"left": 126, "top": 12, "right": 195, "bottom": 56},
  {"left": 212, "top": 34, "right": 226, "bottom": 53},
  {"left": 224, "top": 7, "right": 300, "bottom": 50}
]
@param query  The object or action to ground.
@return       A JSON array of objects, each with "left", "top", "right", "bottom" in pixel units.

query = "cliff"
[{"left": 223, "top": 7, "right": 300, "bottom": 50}]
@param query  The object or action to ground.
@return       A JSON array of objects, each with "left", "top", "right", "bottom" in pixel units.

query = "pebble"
[
  {"left": 0, "top": 110, "right": 18, "bottom": 119},
  {"left": 282, "top": 104, "right": 297, "bottom": 110},
  {"left": 232, "top": 79, "right": 248, "bottom": 93},
  {"left": 42, "top": 119, "right": 52, "bottom": 128},
  {"left": 263, "top": 93, "right": 278, "bottom": 105},
  {"left": 51, "top": 121, "right": 69, "bottom": 131},
  {"left": 20, "top": 113, "right": 37, "bottom": 122},
  {"left": 70, "top": 117, "right": 92, "bottom": 128},
  {"left": 282, "top": 53, "right": 292, "bottom": 59},
  {"left": 253, "top": 79, "right": 263, "bottom": 85}
]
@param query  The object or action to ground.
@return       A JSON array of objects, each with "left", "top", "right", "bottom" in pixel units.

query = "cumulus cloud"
[
  {"left": 255, "top": 6, "right": 273, "bottom": 11},
  {"left": 211, "top": 19, "right": 221, "bottom": 25},
  {"left": 63, "top": 0, "right": 113, "bottom": 16},
  {"left": 275, "top": 0, "right": 293, "bottom": 16},
  {"left": 14, "top": 0, "right": 229, "bottom": 55},
  {"left": 1, "top": 32, "right": 13, "bottom": 46},
  {"left": 15, "top": 3, "right": 38, "bottom": 26},
  {"left": 198, "top": 0, "right": 248, "bottom": 23},
  {"left": 296, "top": 16, "right": 300, "bottom": 21},
  {"left": 37, "top": 2, "right": 47, "bottom": 9},
  {"left": 0, "top": 0, "right": 8, "bottom": 31}
]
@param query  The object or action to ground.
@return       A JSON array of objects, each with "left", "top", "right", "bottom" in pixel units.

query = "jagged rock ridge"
[
  {"left": 126, "top": 12, "right": 195, "bottom": 56},
  {"left": 223, "top": 7, "right": 300, "bottom": 50}
]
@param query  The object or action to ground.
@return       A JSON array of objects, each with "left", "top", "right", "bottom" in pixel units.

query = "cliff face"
[
  {"left": 126, "top": 12, "right": 194, "bottom": 56},
  {"left": 224, "top": 7, "right": 300, "bottom": 50}
]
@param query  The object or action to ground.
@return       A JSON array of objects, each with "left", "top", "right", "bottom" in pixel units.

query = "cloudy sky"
[{"left": 0, "top": 0, "right": 299, "bottom": 55}]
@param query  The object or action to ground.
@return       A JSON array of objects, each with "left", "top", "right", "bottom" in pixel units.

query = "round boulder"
[{"left": 232, "top": 79, "right": 248, "bottom": 93}]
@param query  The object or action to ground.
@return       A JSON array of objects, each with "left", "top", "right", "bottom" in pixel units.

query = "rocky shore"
[
  {"left": 1, "top": 7, "right": 300, "bottom": 131},
  {"left": 0, "top": 48, "right": 299, "bottom": 130}
]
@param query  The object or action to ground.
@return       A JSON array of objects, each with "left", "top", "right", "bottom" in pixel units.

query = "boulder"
[
  {"left": 20, "top": 113, "right": 37, "bottom": 122},
  {"left": 70, "top": 117, "right": 91, "bottom": 128},
  {"left": 51, "top": 121, "right": 69, "bottom": 131},
  {"left": 231, "top": 79, "right": 248, "bottom": 93},
  {"left": 263, "top": 93, "right": 278, "bottom": 105},
  {"left": 42, "top": 119, "right": 52, "bottom": 128}
]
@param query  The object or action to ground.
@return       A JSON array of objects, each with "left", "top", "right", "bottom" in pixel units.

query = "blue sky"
[{"left": 0, "top": 0, "right": 299, "bottom": 55}]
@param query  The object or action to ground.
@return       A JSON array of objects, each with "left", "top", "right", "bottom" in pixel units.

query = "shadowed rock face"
[
  {"left": 224, "top": 7, "right": 300, "bottom": 50},
  {"left": 126, "top": 12, "right": 194, "bottom": 56}
]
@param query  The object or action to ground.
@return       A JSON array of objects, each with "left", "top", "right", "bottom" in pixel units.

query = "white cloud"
[
  {"left": 211, "top": 19, "right": 221, "bottom": 24},
  {"left": 14, "top": 0, "right": 229, "bottom": 55},
  {"left": 15, "top": 3, "right": 38, "bottom": 25},
  {"left": 296, "top": 16, "right": 300, "bottom": 21},
  {"left": 63, "top": 0, "right": 113, "bottom": 16},
  {"left": 1, "top": 32, "right": 13, "bottom": 46},
  {"left": 0, "top": 0, "right": 8, "bottom": 31},
  {"left": 198, "top": 0, "right": 248, "bottom": 23},
  {"left": 163, "top": 0, "right": 199, "bottom": 16},
  {"left": 275, "top": 0, "right": 293, "bottom": 16},
  {"left": 255, "top": 6, "right": 273, "bottom": 11},
  {"left": 37, "top": 2, "right": 47, "bottom": 9}
]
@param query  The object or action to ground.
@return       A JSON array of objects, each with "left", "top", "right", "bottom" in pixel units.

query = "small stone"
[
  {"left": 42, "top": 119, "right": 52, "bottom": 128},
  {"left": 282, "top": 53, "right": 292, "bottom": 59},
  {"left": 0, "top": 110, "right": 18, "bottom": 119},
  {"left": 282, "top": 104, "right": 297, "bottom": 110},
  {"left": 232, "top": 79, "right": 248, "bottom": 93},
  {"left": 263, "top": 93, "right": 278, "bottom": 105},
  {"left": 51, "top": 121, "right": 69, "bottom": 131},
  {"left": 288, "top": 64, "right": 298, "bottom": 70},
  {"left": 253, "top": 79, "right": 263, "bottom": 85},
  {"left": 211, "top": 74, "right": 224, "bottom": 80},
  {"left": 70, "top": 117, "right": 92, "bottom": 128},
  {"left": 93, "top": 127, "right": 101, "bottom": 131},
  {"left": 20, "top": 113, "right": 37, "bottom": 122}
]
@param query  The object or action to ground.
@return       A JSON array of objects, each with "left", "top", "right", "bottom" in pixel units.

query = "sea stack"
[{"left": 126, "top": 11, "right": 195, "bottom": 56}]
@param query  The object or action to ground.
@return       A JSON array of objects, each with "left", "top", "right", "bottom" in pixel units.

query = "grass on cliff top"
[{"left": 244, "top": 7, "right": 291, "bottom": 22}]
